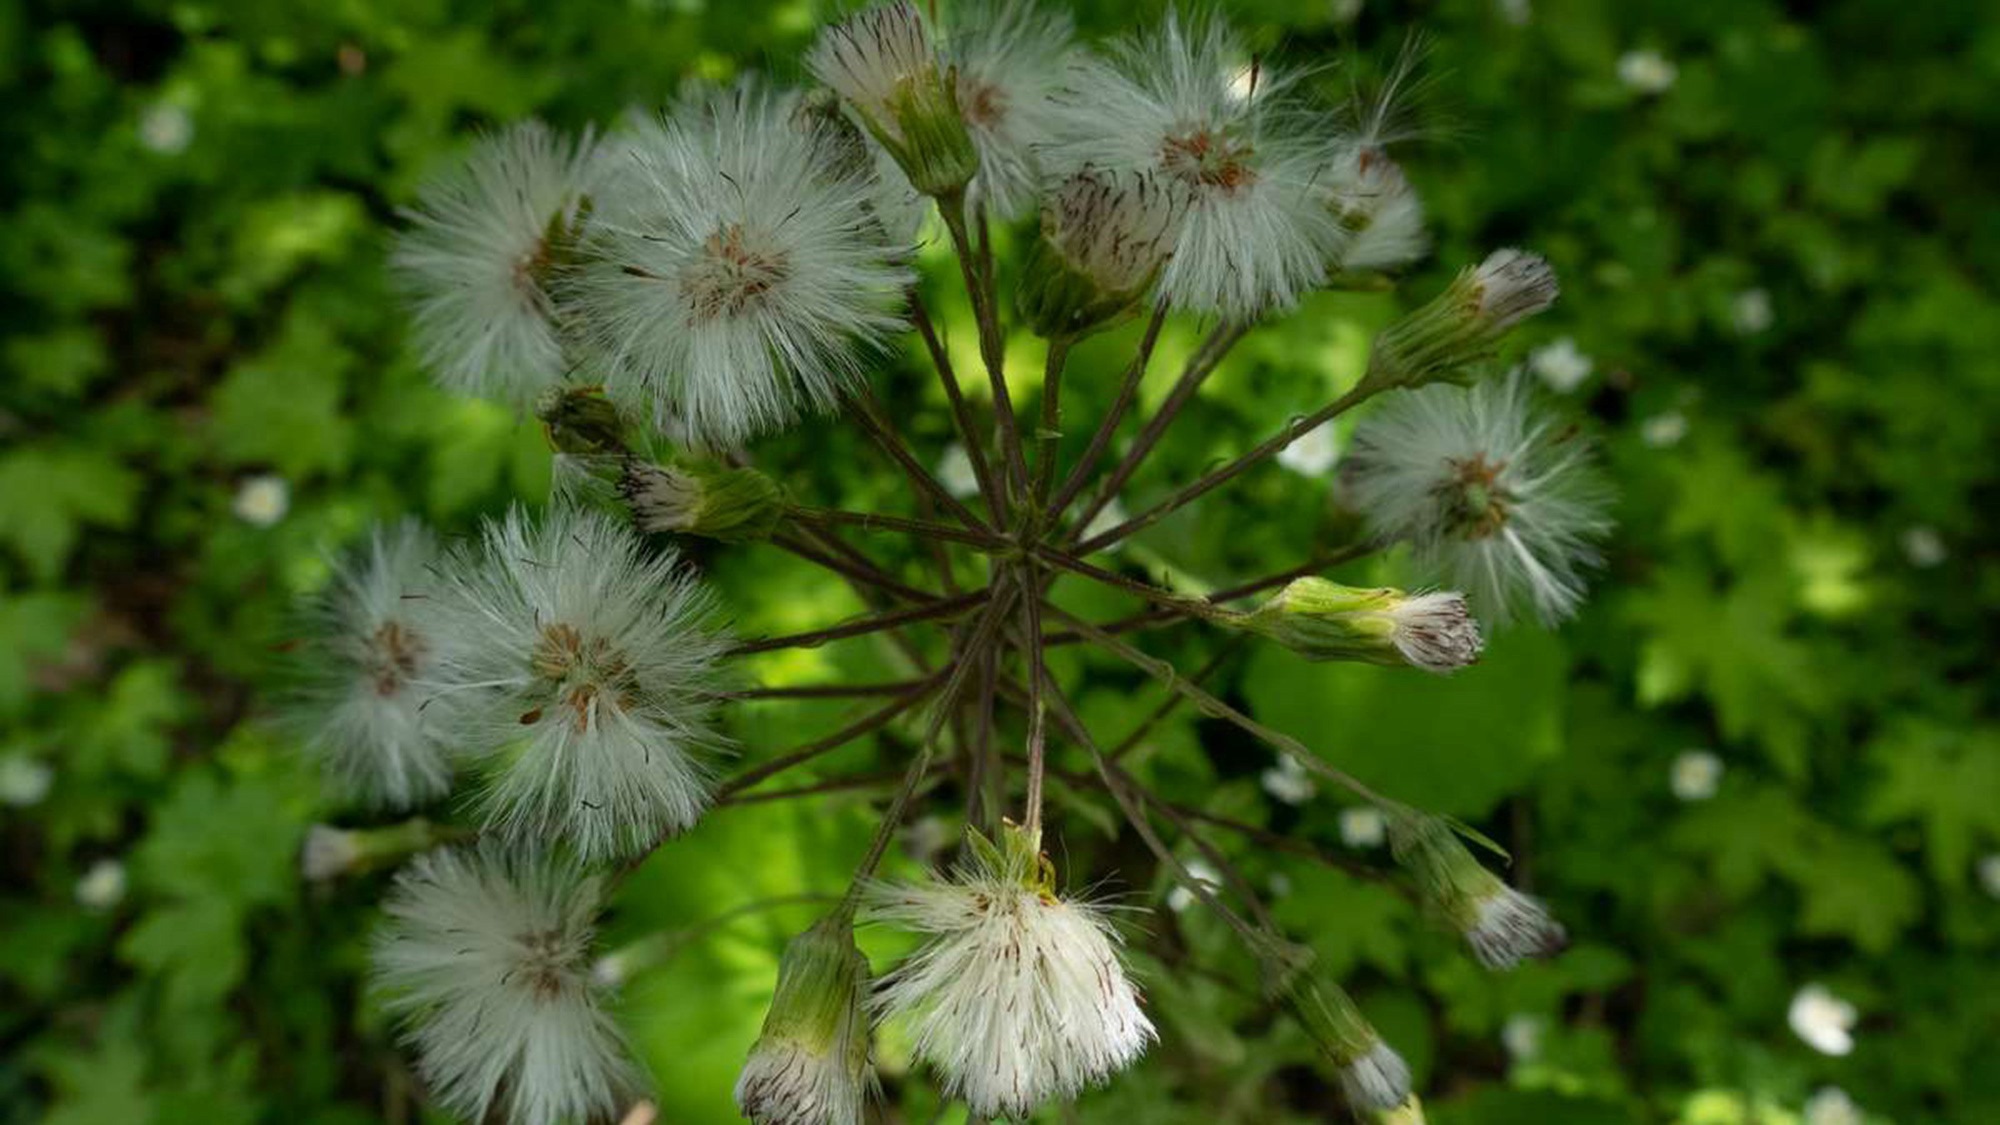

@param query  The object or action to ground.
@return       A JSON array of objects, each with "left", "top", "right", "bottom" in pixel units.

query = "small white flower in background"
[
  {"left": 1617, "top": 49, "right": 1678, "bottom": 95},
  {"left": 138, "top": 102, "right": 194, "bottom": 154},
  {"left": 1529, "top": 336, "right": 1594, "bottom": 394},
  {"left": 393, "top": 121, "right": 600, "bottom": 406},
  {"left": 865, "top": 828, "right": 1154, "bottom": 1119},
  {"left": 1330, "top": 0, "right": 1366, "bottom": 24},
  {"left": 1670, "top": 750, "right": 1723, "bottom": 802},
  {"left": 1641, "top": 410, "right": 1689, "bottom": 448},
  {"left": 1166, "top": 857, "right": 1221, "bottom": 913},
  {"left": 1261, "top": 754, "right": 1318, "bottom": 805},
  {"left": 1732, "top": 287, "right": 1774, "bottom": 335},
  {"left": 1047, "top": 13, "right": 1346, "bottom": 318},
  {"left": 937, "top": 443, "right": 981, "bottom": 499},
  {"left": 946, "top": 0, "right": 1077, "bottom": 219},
  {"left": 1501, "top": 1013, "right": 1543, "bottom": 1062},
  {"left": 1788, "top": 983, "right": 1858, "bottom": 1056},
  {"left": 0, "top": 754, "right": 54, "bottom": 807},
  {"left": 1805, "top": 1086, "right": 1863, "bottom": 1125},
  {"left": 425, "top": 504, "right": 729, "bottom": 862},
  {"left": 232, "top": 474, "right": 290, "bottom": 527},
  {"left": 1276, "top": 419, "right": 1341, "bottom": 477},
  {"left": 1900, "top": 525, "right": 1946, "bottom": 568},
  {"left": 1340, "top": 806, "right": 1387, "bottom": 849},
  {"left": 75, "top": 858, "right": 127, "bottom": 911},
  {"left": 1323, "top": 146, "right": 1430, "bottom": 276},
  {"left": 1267, "top": 871, "right": 1293, "bottom": 897},
  {"left": 372, "top": 846, "right": 640, "bottom": 1125},
  {"left": 301, "top": 825, "right": 362, "bottom": 882},
  {"left": 294, "top": 520, "right": 456, "bottom": 810},
  {"left": 577, "top": 82, "right": 911, "bottom": 448},
  {"left": 1975, "top": 853, "right": 2000, "bottom": 899},
  {"left": 1343, "top": 371, "right": 1613, "bottom": 625},
  {"left": 1496, "top": 0, "right": 1532, "bottom": 26}
]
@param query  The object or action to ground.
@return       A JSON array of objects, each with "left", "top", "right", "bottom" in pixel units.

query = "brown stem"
[
  {"left": 717, "top": 675, "right": 946, "bottom": 799},
  {"left": 720, "top": 679, "right": 933, "bottom": 701},
  {"left": 911, "top": 292, "right": 1006, "bottom": 524},
  {"left": 939, "top": 195, "right": 1027, "bottom": 499},
  {"left": 771, "top": 531, "right": 933, "bottom": 605},
  {"left": 1017, "top": 568, "right": 1049, "bottom": 844},
  {"left": 1044, "top": 544, "right": 1376, "bottom": 647},
  {"left": 789, "top": 505, "right": 1008, "bottom": 550},
  {"left": 1069, "top": 320, "right": 1248, "bottom": 543},
  {"left": 727, "top": 589, "right": 988, "bottom": 657},
  {"left": 1076, "top": 382, "right": 1374, "bottom": 555},
  {"left": 1029, "top": 336, "right": 1072, "bottom": 516},
  {"left": 1108, "top": 638, "right": 1244, "bottom": 764},
  {"left": 849, "top": 390, "right": 993, "bottom": 533},
  {"left": 1031, "top": 546, "right": 1228, "bottom": 623},
  {"left": 1045, "top": 303, "right": 1170, "bottom": 524}
]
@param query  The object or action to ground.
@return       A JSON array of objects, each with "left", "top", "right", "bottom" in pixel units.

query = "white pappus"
[
  {"left": 946, "top": 0, "right": 1079, "bottom": 219},
  {"left": 423, "top": 504, "right": 730, "bottom": 862},
  {"left": 293, "top": 519, "right": 455, "bottom": 810},
  {"left": 392, "top": 121, "right": 601, "bottom": 405},
  {"left": 1045, "top": 13, "right": 1346, "bottom": 318},
  {"left": 864, "top": 834, "right": 1155, "bottom": 1119},
  {"left": 1343, "top": 371, "right": 1612, "bottom": 625},
  {"left": 372, "top": 845, "right": 640, "bottom": 1125},
  {"left": 575, "top": 82, "right": 912, "bottom": 448}
]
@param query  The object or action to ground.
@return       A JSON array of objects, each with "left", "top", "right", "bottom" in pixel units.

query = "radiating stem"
[
  {"left": 789, "top": 504, "right": 1008, "bottom": 550},
  {"left": 1017, "top": 568, "right": 1049, "bottom": 845},
  {"left": 1076, "top": 381, "right": 1375, "bottom": 554},
  {"left": 1031, "top": 546, "right": 1233, "bottom": 624},
  {"left": 911, "top": 292, "right": 1006, "bottom": 524},
  {"left": 718, "top": 673, "right": 947, "bottom": 799},
  {"left": 1069, "top": 320, "right": 1248, "bottom": 543},
  {"left": 1045, "top": 303, "right": 1170, "bottom": 524},
  {"left": 1043, "top": 544, "right": 1376, "bottom": 647},
  {"left": 771, "top": 531, "right": 934, "bottom": 605},
  {"left": 848, "top": 391, "right": 993, "bottom": 532},
  {"left": 728, "top": 589, "right": 987, "bottom": 657},
  {"left": 938, "top": 194, "right": 1027, "bottom": 499},
  {"left": 1028, "top": 336, "right": 1072, "bottom": 517}
]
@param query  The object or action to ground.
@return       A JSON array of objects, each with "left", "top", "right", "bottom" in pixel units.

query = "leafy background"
[{"left": 3, "top": 0, "right": 1997, "bottom": 1122}]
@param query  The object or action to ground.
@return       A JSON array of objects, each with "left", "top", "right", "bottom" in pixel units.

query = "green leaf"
[
  {"left": 0, "top": 443, "right": 140, "bottom": 582},
  {"left": 1866, "top": 723, "right": 2000, "bottom": 883}
]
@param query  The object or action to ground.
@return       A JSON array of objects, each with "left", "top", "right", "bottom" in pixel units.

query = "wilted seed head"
[
  {"left": 620, "top": 460, "right": 787, "bottom": 544},
  {"left": 1236, "top": 579, "right": 1482, "bottom": 673},
  {"left": 535, "top": 383, "right": 634, "bottom": 458},
  {"left": 1365, "top": 248, "right": 1560, "bottom": 392},
  {"left": 1018, "top": 168, "right": 1185, "bottom": 337},
  {"left": 1389, "top": 814, "right": 1566, "bottom": 970},
  {"left": 809, "top": 2, "right": 979, "bottom": 196},
  {"left": 735, "top": 916, "right": 874, "bottom": 1125}
]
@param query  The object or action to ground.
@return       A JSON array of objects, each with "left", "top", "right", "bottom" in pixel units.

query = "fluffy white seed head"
[
  {"left": 864, "top": 832, "right": 1154, "bottom": 1118},
  {"left": 392, "top": 122, "right": 601, "bottom": 405},
  {"left": 808, "top": 1, "right": 939, "bottom": 136},
  {"left": 1046, "top": 14, "right": 1345, "bottom": 317},
  {"left": 1465, "top": 884, "right": 1567, "bottom": 970},
  {"left": 1325, "top": 145, "right": 1428, "bottom": 274},
  {"left": 302, "top": 824, "right": 362, "bottom": 882},
  {"left": 576, "top": 83, "right": 911, "bottom": 447},
  {"left": 293, "top": 520, "right": 455, "bottom": 810},
  {"left": 947, "top": 0, "right": 1078, "bottom": 217},
  {"left": 1343, "top": 372, "right": 1612, "bottom": 625},
  {"left": 372, "top": 846, "right": 640, "bottom": 1125},
  {"left": 1043, "top": 167, "right": 1186, "bottom": 297},
  {"left": 1339, "top": 1038, "right": 1414, "bottom": 1112},
  {"left": 423, "top": 504, "right": 729, "bottom": 862}
]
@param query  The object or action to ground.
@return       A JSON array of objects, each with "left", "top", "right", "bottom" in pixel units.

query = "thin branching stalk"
[
  {"left": 1044, "top": 303, "right": 1171, "bottom": 524},
  {"left": 849, "top": 390, "right": 995, "bottom": 532},
  {"left": 727, "top": 589, "right": 989, "bottom": 657},
  {"left": 938, "top": 194, "right": 1028, "bottom": 497},
  {"left": 789, "top": 504, "right": 1009, "bottom": 550},
  {"left": 771, "top": 530, "right": 935, "bottom": 604},
  {"left": 717, "top": 674, "right": 948, "bottom": 799},
  {"left": 911, "top": 291, "right": 1006, "bottom": 523},
  {"left": 1028, "top": 336, "right": 1072, "bottom": 517}
]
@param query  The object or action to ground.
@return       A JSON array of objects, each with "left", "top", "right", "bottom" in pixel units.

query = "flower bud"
[
  {"left": 301, "top": 818, "right": 448, "bottom": 882},
  {"left": 1017, "top": 168, "right": 1184, "bottom": 338},
  {"left": 536, "top": 383, "right": 634, "bottom": 457},
  {"left": 735, "top": 915, "right": 874, "bottom": 1125},
  {"left": 1363, "top": 249, "right": 1560, "bottom": 392},
  {"left": 1265, "top": 956, "right": 1412, "bottom": 1113},
  {"left": 619, "top": 460, "right": 787, "bottom": 544},
  {"left": 1389, "top": 814, "right": 1566, "bottom": 970},
  {"left": 809, "top": 2, "right": 979, "bottom": 198},
  {"left": 1235, "top": 579, "right": 1482, "bottom": 673}
]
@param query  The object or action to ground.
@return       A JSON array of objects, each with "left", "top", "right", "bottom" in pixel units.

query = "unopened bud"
[
  {"left": 1389, "top": 814, "right": 1566, "bottom": 970},
  {"left": 735, "top": 915, "right": 874, "bottom": 1125},
  {"left": 619, "top": 460, "right": 786, "bottom": 543},
  {"left": 809, "top": 2, "right": 979, "bottom": 197},
  {"left": 301, "top": 818, "right": 446, "bottom": 882},
  {"left": 1265, "top": 956, "right": 1412, "bottom": 1113},
  {"left": 536, "top": 384, "right": 634, "bottom": 457},
  {"left": 1235, "top": 580, "right": 1482, "bottom": 673},
  {"left": 1018, "top": 168, "right": 1185, "bottom": 338},
  {"left": 1364, "top": 249, "right": 1560, "bottom": 391}
]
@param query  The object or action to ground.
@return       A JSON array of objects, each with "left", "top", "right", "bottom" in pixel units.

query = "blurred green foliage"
[{"left": 3, "top": 0, "right": 1998, "bottom": 1123}]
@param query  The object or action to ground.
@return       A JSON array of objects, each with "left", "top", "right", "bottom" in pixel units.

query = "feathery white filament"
[
  {"left": 392, "top": 122, "right": 600, "bottom": 405},
  {"left": 576, "top": 83, "right": 911, "bottom": 447},
  {"left": 865, "top": 847, "right": 1154, "bottom": 1118},
  {"left": 1047, "top": 14, "right": 1344, "bottom": 317},
  {"left": 296, "top": 520, "right": 454, "bottom": 810},
  {"left": 808, "top": 2, "right": 938, "bottom": 139},
  {"left": 1326, "top": 146, "right": 1428, "bottom": 274},
  {"left": 1339, "top": 1039, "right": 1413, "bottom": 1112},
  {"left": 373, "top": 846, "right": 639, "bottom": 1125},
  {"left": 1466, "top": 885, "right": 1567, "bottom": 970},
  {"left": 424, "top": 505, "right": 729, "bottom": 861},
  {"left": 948, "top": 0, "right": 1078, "bottom": 218},
  {"left": 735, "top": 1039, "right": 867, "bottom": 1125},
  {"left": 1343, "top": 372, "right": 1612, "bottom": 624},
  {"left": 1386, "top": 592, "right": 1484, "bottom": 672}
]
